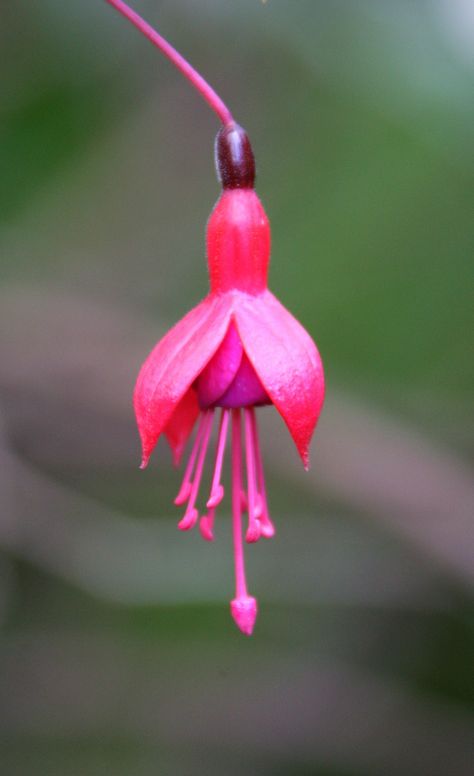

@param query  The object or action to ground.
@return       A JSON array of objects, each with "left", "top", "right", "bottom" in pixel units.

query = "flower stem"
[{"left": 105, "top": 0, "right": 234, "bottom": 126}]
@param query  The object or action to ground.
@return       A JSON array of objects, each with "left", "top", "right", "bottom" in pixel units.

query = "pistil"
[{"left": 230, "top": 409, "right": 257, "bottom": 635}]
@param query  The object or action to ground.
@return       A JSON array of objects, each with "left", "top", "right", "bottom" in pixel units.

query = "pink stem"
[
  {"left": 231, "top": 409, "right": 247, "bottom": 598},
  {"left": 178, "top": 410, "right": 214, "bottom": 530},
  {"left": 105, "top": 0, "right": 234, "bottom": 126},
  {"left": 244, "top": 408, "right": 261, "bottom": 543}
]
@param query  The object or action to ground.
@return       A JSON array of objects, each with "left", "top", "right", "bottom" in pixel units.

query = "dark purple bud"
[{"left": 215, "top": 123, "right": 255, "bottom": 190}]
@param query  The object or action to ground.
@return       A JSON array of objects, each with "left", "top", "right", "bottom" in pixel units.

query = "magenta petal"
[
  {"left": 218, "top": 352, "right": 269, "bottom": 408},
  {"left": 196, "top": 322, "right": 243, "bottom": 407},
  {"left": 235, "top": 291, "right": 325, "bottom": 468},
  {"left": 134, "top": 295, "right": 232, "bottom": 466}
]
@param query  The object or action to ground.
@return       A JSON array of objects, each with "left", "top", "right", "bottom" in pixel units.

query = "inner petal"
[
  {"left": 196, "top": 322, "right": 243, "bottom": 408},
  {"left": 196, "top": 321, "right": 270, "bottom": 409},
  {"left": 218, "top": 353, "right": 270, "bottom": 408}
]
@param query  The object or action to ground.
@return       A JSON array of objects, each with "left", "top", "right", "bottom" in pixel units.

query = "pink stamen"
[
  {"left": 174, "top": 413, "right": 208, "bottom": 505},
  {"left": 199, "top": 508, "right": 215, "bottom": 542},
  {"left": 230, "top": 409, "right": 257, "bottom": 635},
  {"left": 105, "top": 0, "right": 234, "bottom": 126},
  {"left": 250, "top": 409, "right": 275, "bottom": 538},
  {"left": 178, "top": 410, "right": 214, "bottom": 531},
  {"left": 244, "top": 408, "right": 261, "bottom": 543},
  {"left": 206, "top": 410, "right": 229, "bottom": 508},
  {"left": 199, "top": 409, "right": 230, "bottom": 542}
]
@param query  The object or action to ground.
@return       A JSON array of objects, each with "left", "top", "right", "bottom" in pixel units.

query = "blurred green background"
[{"left": 1, "top": 1, "right": 473, "bottom": 774}]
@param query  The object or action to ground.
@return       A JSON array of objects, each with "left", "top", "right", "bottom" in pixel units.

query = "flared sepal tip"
[
  {"left": 172, "top": 450, "right": 183, "bottom": 468},
  {"left": 230, "top": 596, "right": 258, "bottom": 636}
]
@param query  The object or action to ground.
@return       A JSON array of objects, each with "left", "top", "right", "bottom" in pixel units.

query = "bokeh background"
[{"left": 1, "top": 1, "right": 473, "bottom": 774}]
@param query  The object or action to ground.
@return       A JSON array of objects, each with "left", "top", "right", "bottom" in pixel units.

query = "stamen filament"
[
  {"left": 250, "top": 409, "right": 275, "bottom": 538},
  {"left": 105, "top": 0, "right": 234, "bottom": 126},
  {"left": 178, "top": 410, "right": 214, "bottom": 531},
  {"left": 244, "top": 408, "right": 261, "bottom": 543},
  {"left": 200, "top": 409, "right": 230, "bottom": 542},
  {"left": 174, "top": 412, "right": 208, "bottom": 505},
  {"left": 206, "top": 409, "right": 229, "bottom": 508}
]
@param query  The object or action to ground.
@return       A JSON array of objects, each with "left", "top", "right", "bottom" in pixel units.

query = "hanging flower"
[
  {"left": 134, "top": 125, "right": 325, "bottom": 634},
  {"left": 105, "top": 0, "right": 325, "bottom": 634}
]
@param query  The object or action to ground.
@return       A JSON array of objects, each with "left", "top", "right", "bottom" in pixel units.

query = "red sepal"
[
  {"left": 164, "top": 389, "right": 200, "bottom": 466},
  {"left": 134, "top": 295, "right": 232, "bottom": 467},
  {"left": 235, "top": 290, "right": 325, "bottom": 468}
]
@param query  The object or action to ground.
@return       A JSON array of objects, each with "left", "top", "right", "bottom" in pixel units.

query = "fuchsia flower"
[{"left": 107, "top": 0, "right": 325, "bottom": 635}]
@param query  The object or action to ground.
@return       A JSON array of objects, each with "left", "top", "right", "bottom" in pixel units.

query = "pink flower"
[{"left": 134, "top": 124, "right": 324, "bottom": 635}]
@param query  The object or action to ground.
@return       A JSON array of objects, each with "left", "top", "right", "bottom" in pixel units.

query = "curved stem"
[{"left": 105, "top": 0, "right": 234, "bottom": 126}]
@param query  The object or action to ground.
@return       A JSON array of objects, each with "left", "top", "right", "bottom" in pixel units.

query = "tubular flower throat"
[{"left": 134, "top": 124, "right": 325, "bottom": 635}]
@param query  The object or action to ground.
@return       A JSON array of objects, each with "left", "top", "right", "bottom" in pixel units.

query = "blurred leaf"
[{"left": 0, "top": 83, "right": 113, "bottom": 225}]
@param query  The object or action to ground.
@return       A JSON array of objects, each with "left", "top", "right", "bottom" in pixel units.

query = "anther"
[
  {"left": 199, "top": 509, "right": 215, "bottom": 542},
  {"left": 178, "top": 507, "right": 199, "bottom": 532}
]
